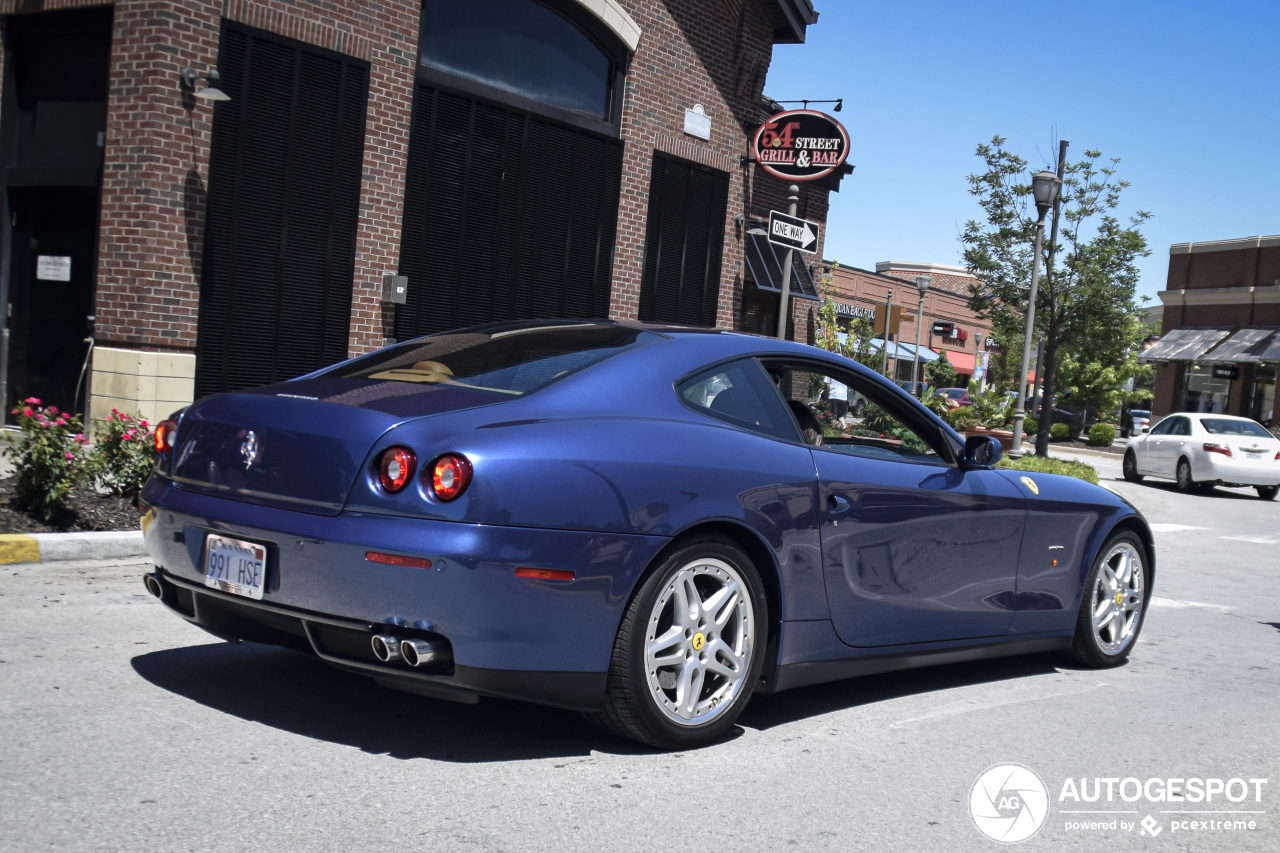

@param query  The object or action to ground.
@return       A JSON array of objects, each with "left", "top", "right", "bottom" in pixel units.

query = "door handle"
[{"left": 828, "top": 494, "right": 851, "bottom": 513}]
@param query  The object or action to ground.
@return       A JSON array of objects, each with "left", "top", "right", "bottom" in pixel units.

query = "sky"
[{"left": 763, "top": 0, "right": 1280, "bottom": 304}]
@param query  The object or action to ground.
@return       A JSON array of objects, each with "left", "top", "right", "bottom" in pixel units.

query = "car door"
[
  {"left": 1137, "top": 416, "right": 1175, "bottom": 475},
  {"left": 1156, "top": 416, "right": 1192, "bottom": 476},
  {"left": 770, "top": 361, "right": 1026, "bottom": 648}
]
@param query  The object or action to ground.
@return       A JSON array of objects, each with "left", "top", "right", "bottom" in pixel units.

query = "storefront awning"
[
  {"left": 940, "top": 349, "right": 975, "bottom": 373},
  {"left": 1138, "top": 327, "right": 1232, "bottom": 361},
  {"left": 895, "top": 342, "right": 938, "bottom": 363},
  {"left": 867, "top": 338, "right": 910, "bottom": 359},
  {"left": 1201, "top": 328, "right": 1280, "bottom": 363},
  {"left": 744, "top": 233, "right": 820, "bottom": 301}
]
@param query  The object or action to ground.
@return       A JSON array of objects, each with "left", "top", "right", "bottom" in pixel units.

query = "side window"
[
  {"left": 1149, "top": 417, "right": 1174, "bottom": 435},
  {"left": 678, "top": 360, "right": 798, "bottom": 441},
  {"left": 1171, "top": 417, "right": 1191, "bottom": 436},
  {"left": 769, "top": 363, "right": 948, "bottom": 463}
]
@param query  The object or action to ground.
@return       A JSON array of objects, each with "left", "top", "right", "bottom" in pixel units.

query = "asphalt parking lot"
[{"left": 1, "top": 458, "right": 1276, "bottom": 852}]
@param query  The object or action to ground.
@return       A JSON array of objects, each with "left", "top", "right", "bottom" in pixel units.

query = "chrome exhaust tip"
[
  {"left": 371, "top": 634, "right": 402, "bottom": 663},
  {"left": 143, "top": 575, "right": 164, "bottom": 600},
  {"left": 400, "top": 638, "right": 446, "bottom": 668}
]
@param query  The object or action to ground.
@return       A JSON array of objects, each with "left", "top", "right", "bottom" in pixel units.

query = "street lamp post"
[
  {"left": 775, "top": 184, "right": 801, "bottom": 340},
  {"left": 911, "top": 275, "right": 930, "bottom": 394},
  {"left": 1009, "top": 170, "right": 1062, "bottom": 456}
]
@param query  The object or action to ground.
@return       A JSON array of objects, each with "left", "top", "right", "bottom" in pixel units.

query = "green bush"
[
  {"left": 87, "top": 409, "right": 157, "bottom": 498},
  {"left": 1050, "top": 422, "right": 1071, "bottom": 441},
  {"left": 948, "top": 406, "right": 981, "bottom": 432},
  {"left": 1087, "top": 422, "right": 1117, "bottom": 447},
  {"left": 3, "top": 398, "right": 89, "bottom": 522},
  {"left": 997, "top": 454, "right": 1099, "bottom": 484},
  {"left": 1025, "top": 416, "right": 1038, "bottom": 435}
]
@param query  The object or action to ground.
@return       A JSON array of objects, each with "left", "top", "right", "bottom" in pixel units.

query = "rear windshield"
[
  {"left": 325, "top": 323, "right": 664, "bottom": 396},
  {"left": 1128, "top": 410, "right": 1151, "bottom": 417},
  {"left": 1200, "top": 418, "right": 1272, "bottom": 438}
]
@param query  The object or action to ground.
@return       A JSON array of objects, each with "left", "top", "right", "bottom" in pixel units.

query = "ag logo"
[{"left": 969, "top": 763, "right": 1049, "bottom": 843}]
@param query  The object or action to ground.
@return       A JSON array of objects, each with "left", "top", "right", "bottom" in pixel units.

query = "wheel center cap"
[
  {"left": 1115, "top": 591, "right": 1124, "bottom": 606},
  {"left": 691, "top": 632, "right": 705, "bottom": 651}
]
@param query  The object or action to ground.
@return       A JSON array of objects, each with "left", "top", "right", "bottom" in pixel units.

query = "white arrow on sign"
[{"left": 767, "top": 211, "right": 820, "bottom": 253}]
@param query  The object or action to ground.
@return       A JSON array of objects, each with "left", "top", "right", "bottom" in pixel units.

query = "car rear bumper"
[
  {"left": 140, "top": 476, "right": 670, "bottom": 710},
  {"left": 1193, "top": 456, "right": 1280, "bottom": 487}
]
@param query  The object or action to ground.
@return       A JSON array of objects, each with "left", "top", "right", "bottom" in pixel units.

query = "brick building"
[
  {"left": 1141, "top": 235, "right": 1279, "bottom": 426},
  {"left": 824, "top": 261, "right": 994, "bottom": 387},
  {"left": 0, "top": 0, "right": 844, "bottom": 427}
]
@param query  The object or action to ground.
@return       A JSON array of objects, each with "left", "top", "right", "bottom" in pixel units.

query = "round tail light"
[
  {"left": 155, "top": 420, "right": 178, "bottom": 456},
  {"left": 378, "top": 447, "right": 416, "bottom": 493},
  {"left": 431, "top": 454, "right": 472, "bottom": 501}
]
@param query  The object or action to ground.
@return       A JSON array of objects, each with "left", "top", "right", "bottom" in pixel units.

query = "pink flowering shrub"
[
  {"left": 87, "top": 409, "right": 157, "bottom": 497},
  {"left": 3, "top": 399, "right": 88, "bottom": 521}
]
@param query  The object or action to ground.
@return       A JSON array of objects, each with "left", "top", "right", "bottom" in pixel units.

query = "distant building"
[
  {"left": 823, "top": 261, "right": 994, "bottom": 386},
  {"left": 1141, "top": 235, "right": 1279, "bottom": 426}
]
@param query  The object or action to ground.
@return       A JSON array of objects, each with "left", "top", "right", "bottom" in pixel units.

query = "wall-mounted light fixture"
[{"left": 179, "top": 68, "right": 231, "bottom": 102}]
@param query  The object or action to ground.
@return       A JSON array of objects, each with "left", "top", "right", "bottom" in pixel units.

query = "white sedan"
[{"left": 1123, "top": 413, "right": 1280, "bottom": 500}]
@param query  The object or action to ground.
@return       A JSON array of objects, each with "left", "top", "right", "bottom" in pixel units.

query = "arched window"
[{"left": 419, "top": 0, "right": 617, "bottom": 119}]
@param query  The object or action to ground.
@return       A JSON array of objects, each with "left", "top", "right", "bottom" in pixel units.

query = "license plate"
[
  {"left": 1244, "top": 450, "right": 1264, "bottom": 459},
  {"left": 204, "top": 534, "right": 267, "bottom": 600}
]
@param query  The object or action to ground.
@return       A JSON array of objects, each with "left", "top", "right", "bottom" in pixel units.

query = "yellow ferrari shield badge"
[
  {"left": 692, "top": 632, "right": 706, "bottom": 651},
  {"left": 1020, "top": 476, "right": 1040, "bottom": 495}
]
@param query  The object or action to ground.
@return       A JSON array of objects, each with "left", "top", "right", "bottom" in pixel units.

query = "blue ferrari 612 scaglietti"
[{"left": 140, "top": 320, "right": 1153, "bottom": 749}]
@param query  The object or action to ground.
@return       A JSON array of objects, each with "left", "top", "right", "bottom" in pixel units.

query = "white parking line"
[
  {"left": 1147, "top": 523, "right": 1208, "bottom": 533},
  {"left": 1219, "top": 534, "right": 1280, "bottom": 545},
  {"left": 1149, "top": 597, "right": 1236, "bottom": 613}
]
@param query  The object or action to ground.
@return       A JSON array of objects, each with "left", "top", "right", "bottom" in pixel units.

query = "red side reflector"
[
  {"left": 514, "top": 567, "right": 575, "bottom": 581},
  {"left": 365, "top": 551, "right": 432, "bottom": 569}
]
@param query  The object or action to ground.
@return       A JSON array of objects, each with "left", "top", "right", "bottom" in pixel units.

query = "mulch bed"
[
  {"left": 1047, "top": 438, "right": 1126, "bottom": 456},
  {"left": 0, "top": 477, "right": 141, "bottom": 534}
]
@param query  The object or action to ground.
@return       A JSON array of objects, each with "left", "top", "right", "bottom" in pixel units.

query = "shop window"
[
  {"left": 394, "top": 85, "right": 623, "bottom": 338},
  {"left": 419, "top": 0, "right": 614, "bottom": 119},
  {"left": 196, "top": 26, "right": 368, "bottom": 397},
  {"left": 1250, "top": 363, "right": 1276, "bottom": 426},
  {"left": 638, "top": 154, "right": 730, "bottom": 327},
  {"left": 1178, "top": 364, "right": 1230, "bottom": 414}
]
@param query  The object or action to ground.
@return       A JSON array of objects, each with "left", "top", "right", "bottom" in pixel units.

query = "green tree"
[
  {"left": 925, "top": 351, "right": 957, "bottom": 389},
  {"left": 961, "top": 136, "right": 1150, "bottom": 456},
  {"left": 813, "top": 263, "right": 876, "bottom": 367}
]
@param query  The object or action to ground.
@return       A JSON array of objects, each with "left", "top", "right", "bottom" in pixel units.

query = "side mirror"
[{"left": 963, "top": 434, "right": 1003, "bottom": 468}]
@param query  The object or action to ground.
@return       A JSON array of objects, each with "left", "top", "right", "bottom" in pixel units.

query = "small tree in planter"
[
  {"left": 926, "top": 351, "right": 957, "bottom": 389},
  {"left": 3, "top": 398, "right": 89, "bottom": 523}
]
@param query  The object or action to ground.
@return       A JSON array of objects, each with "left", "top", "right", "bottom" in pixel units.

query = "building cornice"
[
  {"left": 1159, "top": 285, "right": 1280, "bottom": 306},
  {"left": 874, "top": 260, "right": 975, "bottom": 279},
  {"left": 1169, "top": 235, "right": 1280, "bottom": 255}
]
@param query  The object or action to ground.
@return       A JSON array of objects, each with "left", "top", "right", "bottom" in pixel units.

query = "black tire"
[
  {"left": 1122, "top": 450, "right": 1143, "bottom": 483},
  {"left": 1258, "top": 485, "right": 1279, "bottom": 501},
  {"left": 1175, "top": 457, "right": 1195, "bottom": 492},
  {"left": 1068, "top": 531, "right": 1149, "bottom": 668},
  {"left": 584, "top": 535, "right": 767, "bottom": 750}
]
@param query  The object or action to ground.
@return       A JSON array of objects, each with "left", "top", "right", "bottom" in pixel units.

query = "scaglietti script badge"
[
  {"left": 752, "top": 109, "right": 850, "bottom": 182},
  {"left": 241, "top": 430, "right": 259, "bottom": 470}
]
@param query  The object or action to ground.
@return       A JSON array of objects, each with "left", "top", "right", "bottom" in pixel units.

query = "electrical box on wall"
[{"left": 382, "top": 274, "right": 407, "bottom": 304}]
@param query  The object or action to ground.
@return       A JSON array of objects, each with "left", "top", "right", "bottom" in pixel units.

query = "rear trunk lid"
[{"left": 171, "top": 377, "right": 506, "bottom": 515}]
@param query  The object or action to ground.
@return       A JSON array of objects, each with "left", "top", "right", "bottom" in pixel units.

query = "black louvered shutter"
[
  {"left": 196, "top": 25, "right": 368, "bottom": 397},
  {"left": 638, "top": 154, "right": 729, "bottom": 327},
  {"left": 394, "top": 85, "right": 623, "bottom": 338}
]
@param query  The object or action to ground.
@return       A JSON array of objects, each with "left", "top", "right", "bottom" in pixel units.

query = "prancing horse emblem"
[{"left": 241, "top": 430, "right": 259, "bottom": 469}]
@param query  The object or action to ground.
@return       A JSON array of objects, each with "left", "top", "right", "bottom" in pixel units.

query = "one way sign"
[{"left": 767, "top": 211, "right": 820, "bottom": 254}]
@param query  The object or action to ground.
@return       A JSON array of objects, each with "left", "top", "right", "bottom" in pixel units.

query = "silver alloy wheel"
[
  {"left": 1177, "top": 459, "right": 1191, "bottom": 489},
  {"left": 1090, "top": 541, "right": 1144, "bottom": 655},
  {"left": 645, "top": 557, "right": 755, "bottom": 726},
  {"left": 1123, "top": 453, "right": 1136, "bottom": 477}
]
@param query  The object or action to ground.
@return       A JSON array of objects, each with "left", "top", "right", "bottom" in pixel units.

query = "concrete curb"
[{"left": 0, "top": 530, "right": 146, "bottom": 565}]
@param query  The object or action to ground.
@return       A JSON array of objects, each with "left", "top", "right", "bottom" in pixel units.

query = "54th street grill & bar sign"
[{"left": 753, "top": 109, "right": 850, "bottom": 181}]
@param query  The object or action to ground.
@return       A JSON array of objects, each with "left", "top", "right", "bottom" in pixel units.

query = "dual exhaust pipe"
[{"left": 371, "top": 634, "right": 447, "bottom": 668}]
